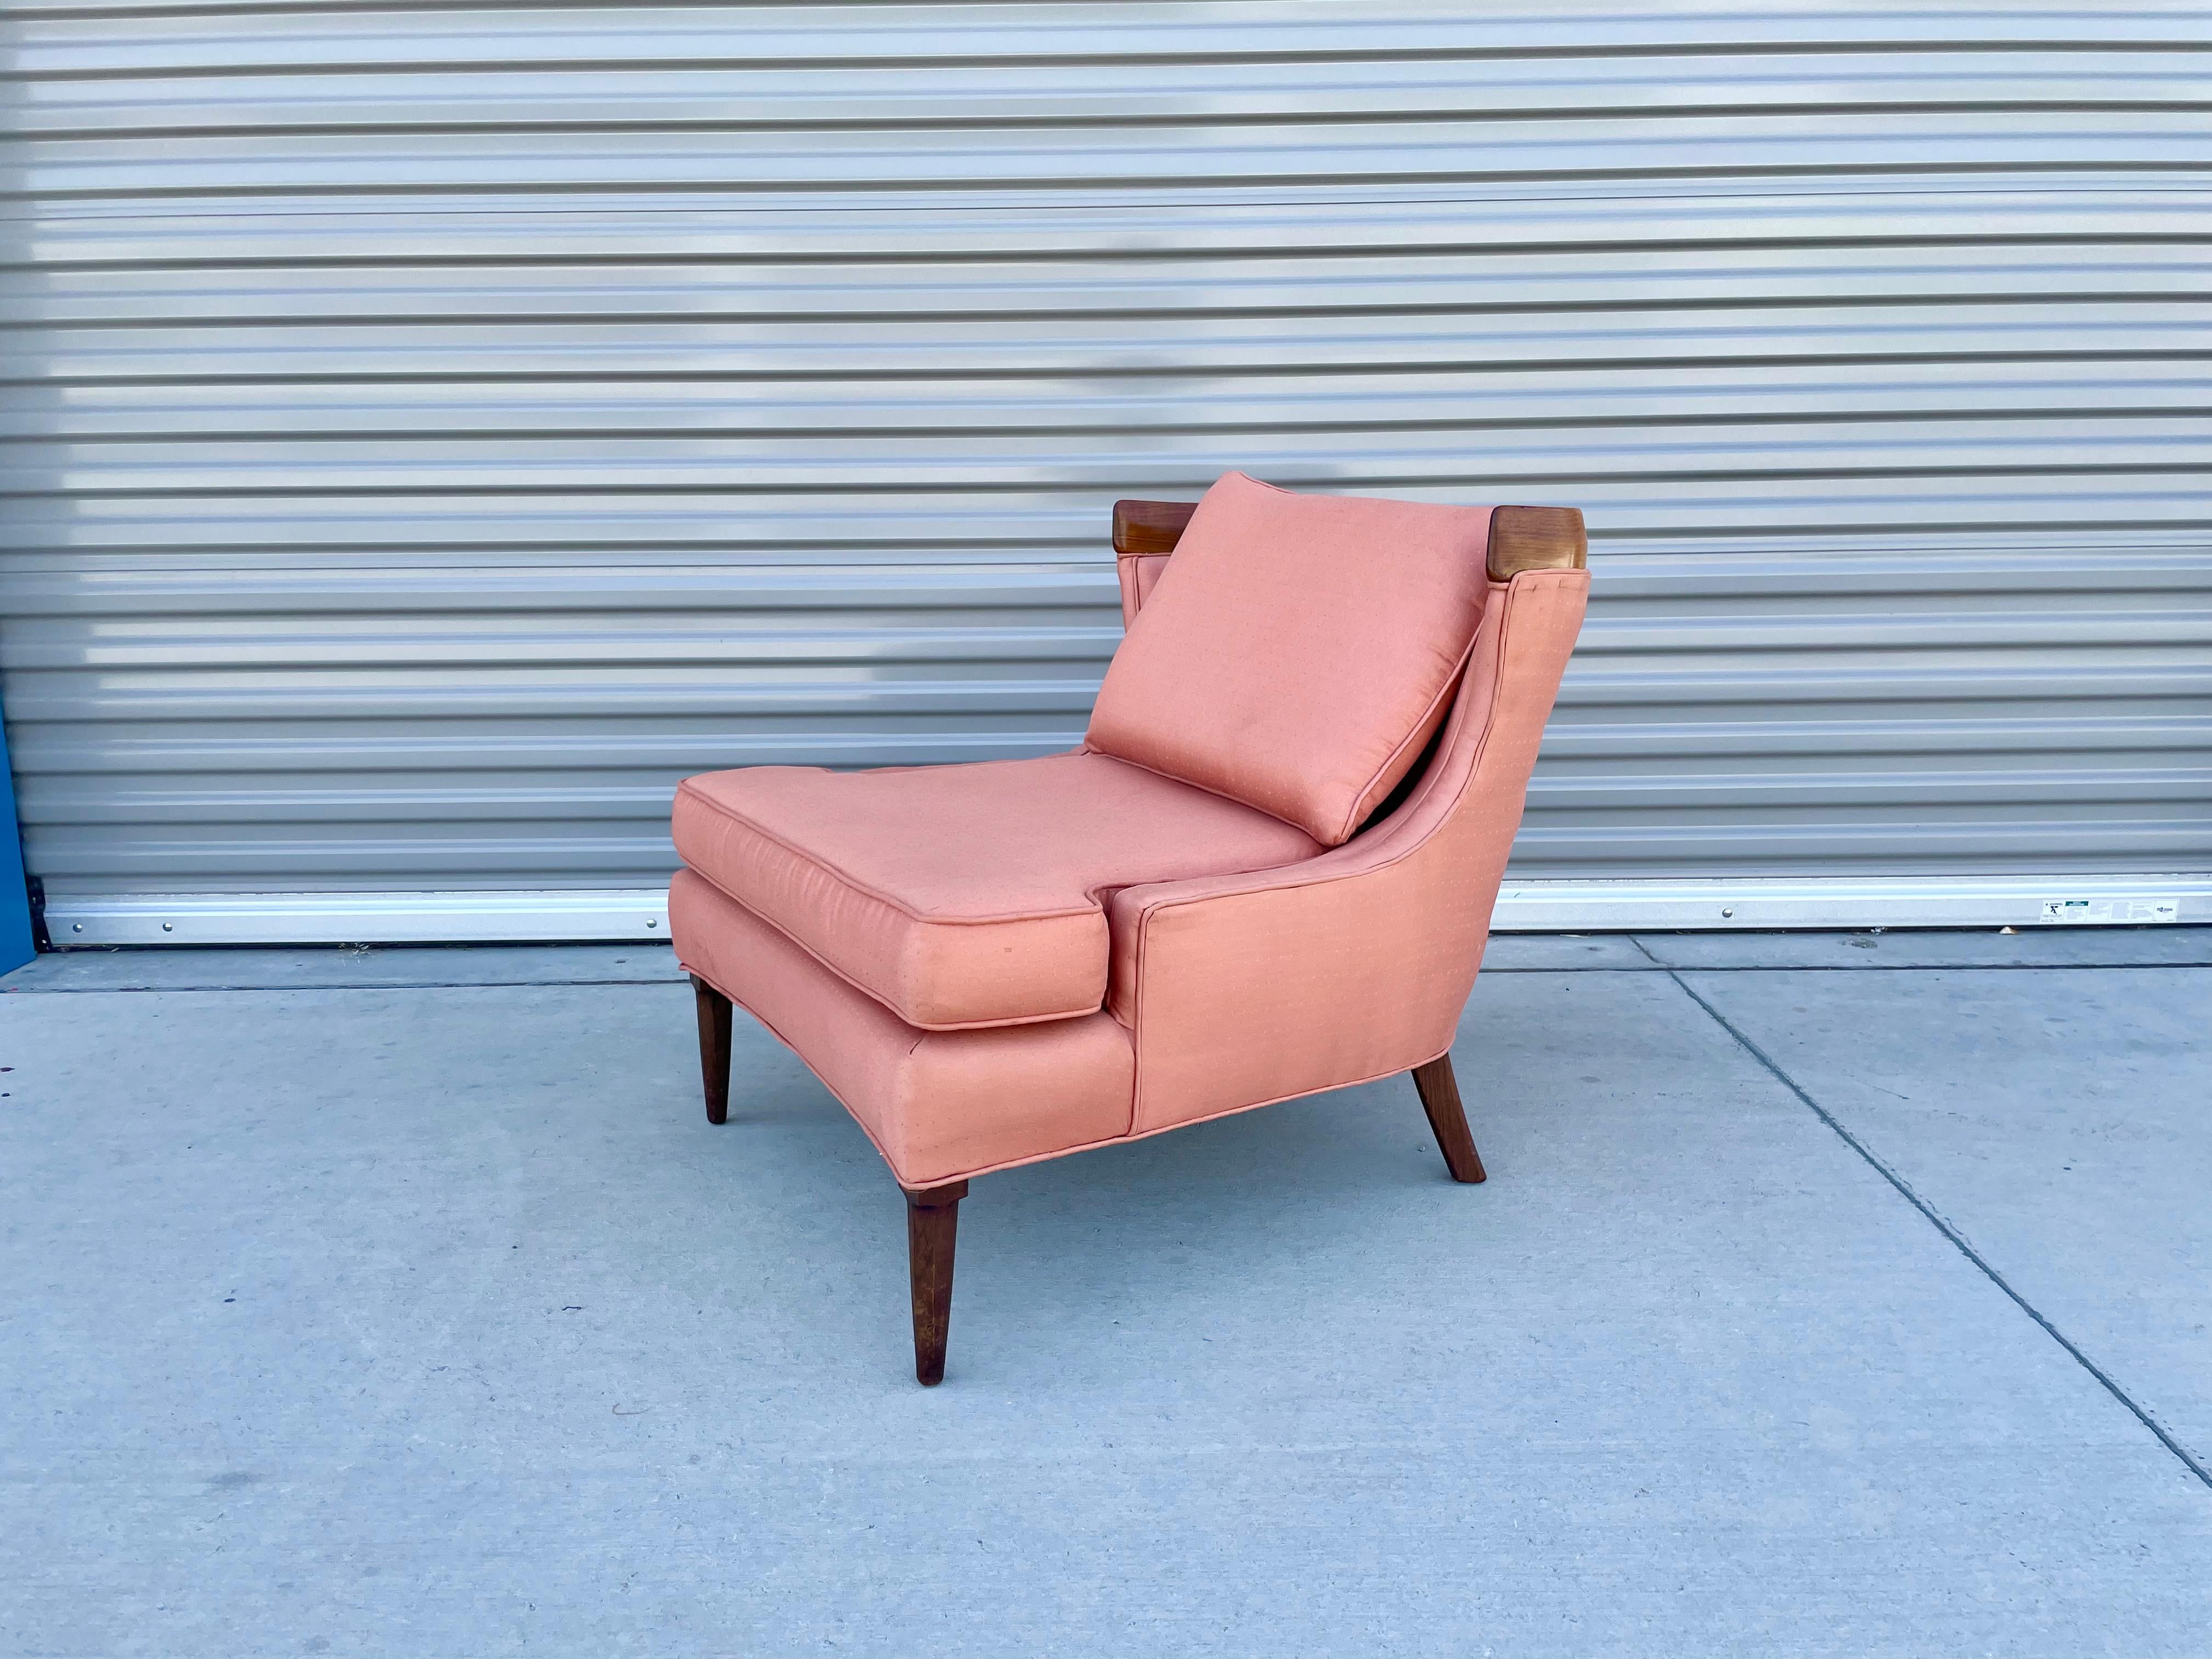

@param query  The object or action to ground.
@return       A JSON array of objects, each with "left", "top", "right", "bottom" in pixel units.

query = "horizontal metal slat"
[
  {"left": 15, "top": 54, "right": 2210, "bottom": 143},
  {"left": 12, "top": 4, "right": 2208, "bottom": 74}
]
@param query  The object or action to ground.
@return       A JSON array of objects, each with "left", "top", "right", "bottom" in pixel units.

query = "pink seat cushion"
[
  {"left": 672, "top": 750, "right": 1320, "bottom": 1030},
  {"left": 1085, "top": 471, "right": 1492, "bottom": 845}
]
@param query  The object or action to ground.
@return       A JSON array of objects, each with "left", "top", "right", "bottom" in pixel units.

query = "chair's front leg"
[
  {"left": 690, "top": 974, "right": 732, "bottom": 1125},
  {"left": 1410, "top": 1055, "right": 1487, "bottom": 1183},
  {"left": 903, "top": 1180, "right": 967, "bottom": 1385}
]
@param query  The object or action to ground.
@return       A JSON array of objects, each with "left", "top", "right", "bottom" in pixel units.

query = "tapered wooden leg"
[
  {"left": 690, "top": 974, "right": 732, "bottom": 1125},
  {"left": 1411, "top": 1054, "right": 1487, "bottom": 1183},
  {"left": 904, "top": 1180, "right": 967, "bottom": 1386}
]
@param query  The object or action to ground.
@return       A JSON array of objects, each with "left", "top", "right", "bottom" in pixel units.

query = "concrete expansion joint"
[{"left": 1661, "top": 960, "right": 2212, "bottom": 1496}]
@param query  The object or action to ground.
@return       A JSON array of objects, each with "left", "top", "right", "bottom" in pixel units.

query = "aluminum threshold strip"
[{"left": 41, "top": 876, "right": 2212, "bottom": 947}]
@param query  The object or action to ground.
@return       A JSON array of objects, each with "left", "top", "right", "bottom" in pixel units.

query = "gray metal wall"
[{"left": 3, "top": 3, "right": 2209, "bottom": 941}]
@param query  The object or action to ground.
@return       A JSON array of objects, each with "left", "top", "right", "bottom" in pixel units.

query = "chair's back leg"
[
  {"left": 690, "top": 974, "right": 732, "bottom": 1125},
  {"left": 1410, "top": 1055, "right": 1487, "bottom": 1183},
  {"left": 904, "top": 1180, "right": 967, "bottom": 1385}
]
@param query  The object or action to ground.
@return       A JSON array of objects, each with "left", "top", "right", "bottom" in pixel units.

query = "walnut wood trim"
[
  {"left": 1410, "top": 1055, "right": 1487, "bottom": 1184},
  {"left": 690, "top": 973, "right": 732, "bottom": 1126},
  {"left": 904, "top": 1180, "right": 968, "bottom": 1386},
  {"left": 1111, "top": 498, "right": 1197, "bottom": 557},
  {"left": 1488, "top": 506, "right": 1587, "bottom": 578},
  {"left": 1110, "top": 496, "right": 1583, "bottom": 580}
]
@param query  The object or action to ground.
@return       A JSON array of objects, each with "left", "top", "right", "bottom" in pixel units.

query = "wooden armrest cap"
[
  {"left": 1488, "top": 506, "right": 1587, "bottom": 579},
  {"left": 1111, "top": 499, "right": 1197, "bottom": 557}
]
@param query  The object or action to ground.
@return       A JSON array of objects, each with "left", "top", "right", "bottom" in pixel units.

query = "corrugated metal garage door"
[{"left": 3, "top": 2, "right": 2208, "bottom": 943}]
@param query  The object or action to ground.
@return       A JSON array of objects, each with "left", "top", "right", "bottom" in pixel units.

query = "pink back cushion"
[{"left": 1085, "top": 471, "right": 1493, "bottom": 845}]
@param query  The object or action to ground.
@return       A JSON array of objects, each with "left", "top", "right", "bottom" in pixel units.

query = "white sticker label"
[{"left": 2038, "top": 897, "right": 2181, "bottom": 924}]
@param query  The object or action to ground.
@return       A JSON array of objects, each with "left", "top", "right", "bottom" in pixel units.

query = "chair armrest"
[{"left": 1103, "top": 568, "right": 1589, "bottom": 1135}]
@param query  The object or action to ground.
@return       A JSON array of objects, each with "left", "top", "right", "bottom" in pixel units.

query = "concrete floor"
[{"left": 2, "top": 931, "right": 2208, "bottom": 1656}]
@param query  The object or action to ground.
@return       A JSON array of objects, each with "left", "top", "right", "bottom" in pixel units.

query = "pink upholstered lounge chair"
[{"left": 669, "top": 472, "right": 1590, "bottom": 1383}]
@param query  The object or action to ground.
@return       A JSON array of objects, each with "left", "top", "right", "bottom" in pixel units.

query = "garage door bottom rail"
[{"left": 33, "top": 876, "right": 2212, "bottom": 948}]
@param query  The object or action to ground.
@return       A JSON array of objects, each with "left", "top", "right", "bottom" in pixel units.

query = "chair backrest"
[{"left": 1087, "top": 472, "right": 1566, "bottom": 846}]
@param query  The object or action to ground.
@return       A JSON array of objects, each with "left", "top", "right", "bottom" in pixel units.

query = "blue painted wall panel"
[{"left": 0, "top": 706, "right": 33, "bottom": 972}]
